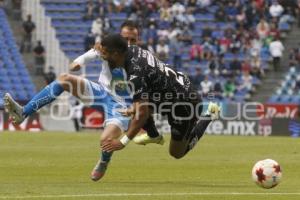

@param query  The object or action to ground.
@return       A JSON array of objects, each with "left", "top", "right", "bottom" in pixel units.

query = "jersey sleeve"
[{"left": 73, "top": 48, "right": 100, "bottom": 67}]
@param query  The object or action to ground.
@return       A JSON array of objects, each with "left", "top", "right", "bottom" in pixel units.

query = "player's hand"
[
  {"left": 101, "top": 139, "right": 125, "bottom": 152},
  {"left": 117, "top": 107, "right": 135, "bottom": 117}
]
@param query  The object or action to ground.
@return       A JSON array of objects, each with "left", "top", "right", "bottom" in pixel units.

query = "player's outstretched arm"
[
  {"left": 70, "top": 48, "right": 100, "bottom": 71},
  {"left": 101, "top": 100, "right": 149, "bottom": 152}
]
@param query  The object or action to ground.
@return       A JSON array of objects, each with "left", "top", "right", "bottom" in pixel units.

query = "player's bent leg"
[
  {"left": 91, "top": 124, "right": 123, "bottom": 181},
  {"left": 184, "top": 102, "right": 221, "bottom": 154},
  {"left": 3, "top": 73, "right": 87, "bottom": 125},
  {"left": 169, "top": 138, "right": 189, "bottom": 159},
  {"left": 57, "top": 73, "right": 86, "bottom": 98}
]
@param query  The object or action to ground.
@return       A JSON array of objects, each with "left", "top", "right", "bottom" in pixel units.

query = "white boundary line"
[{"left": 1, "top": 192, "right": 300, "bottom": 199}]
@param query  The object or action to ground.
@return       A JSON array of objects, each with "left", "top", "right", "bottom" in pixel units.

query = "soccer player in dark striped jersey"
[{"left": 99, "top": 34, "right": 220, "bottom": 159}]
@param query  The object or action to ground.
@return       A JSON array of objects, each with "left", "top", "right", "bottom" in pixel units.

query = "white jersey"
[{"left": 73, "top": 49, "right": 130, "bottom": 103}]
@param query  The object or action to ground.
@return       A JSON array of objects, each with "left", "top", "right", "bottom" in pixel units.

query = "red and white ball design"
[{"left": 252, "top": 159, "right": 282, "bottom": 189}]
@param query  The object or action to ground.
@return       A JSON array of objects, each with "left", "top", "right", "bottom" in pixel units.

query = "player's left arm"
[
  {"left": 101, "top": 99, "right": 149, "bottom": 152},
  {"left": 70, "top": 46, "right": 100, "bottom": 71}
]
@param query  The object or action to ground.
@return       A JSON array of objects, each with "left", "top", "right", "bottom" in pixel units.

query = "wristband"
[{"left": 120, "top": 135, "right": 131, "bottom": 146}]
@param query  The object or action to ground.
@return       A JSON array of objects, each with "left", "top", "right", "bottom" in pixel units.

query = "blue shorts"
[{"left": 81, "top": 79, "right": 131, "bottom": 132}]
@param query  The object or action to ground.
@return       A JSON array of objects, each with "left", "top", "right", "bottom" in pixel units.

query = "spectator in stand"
[
  {"left": 295, "top": 75, "right": 300, "bottom": 93},
  {"left": 33, "top": 40, "right": 45, "bottom": 75},
  {"left": 44, "top": 66, "right": 56, "bottom": 85},
  {"left": 170, "top": 1, "right": 185, "bottom": 18},
  {"left": 202, "top": 37, "right": 214, "bottom": 60},
  {"left": 225, "top": 1, "right": 238, "bottom": 21},
  {"left": 156, "top": 38, "right": 169, "bottom": 62},
  {"left": 250, "top": 53, "right": 265, "bottom": 78},
  {"left": 213, "top": 81, "right": 223, "bottom": 100},
  {"left": 207, "top": 54, "right": 220, "bottom": 76},
  {"left": 102, "top": 17, "right": 113, "bottom": 34},
  {"left": 269, "top": 0, "right": 284, "bottom": 19},
  {"left": 236, "top": 6, "right": 246, "bottom": 27},
  {"left": 219, "top": 34, "right": 231, "bottom": 55},
  {"left": 11, "top": 0, "right": 22, "bottom": 19},
  {"left": 84, "top": 31, "right": 96, "bottom": 52},
  {"left": 21, "top": 14, "right": 35, "bottom": 53},
  {"left": 190, "top": 67, "right": 205, "bottom": 89},
  {"left": 229, "top": 57, "right": 242, "bottom": 76},
  {"left": 160, "top": 1, "right": 171, "bottom": 22},
  {"left": 289, "top": 45, "right": 300, "bottom": 67},
  {"left": 180, "top": 26, "right": 193, "bottom": 45},
  {"left": 107, "top": 0, "right": 124, "bottom": 13},
  {"left": 239, "top": 71, "right": 253, "bottom": 92},
  {"left": 202, "top": 25, "right": 212, "bottom": 38},
  {"left": 84, "top": 0, "right": 95, "bottom": 20},
  {"left": 241, "top": 59, "right": 251, "bottom": 73},
  {"left": 269, "top": 37, "right": 285, "bottom": 71},
  {"left": 145, "top": 23, "right": 158, "bottom": 44},
  {"left": 157, "top": 27, "right": 169, "bottom": 41},
  {"left": 71, "top": 99, "right": 84, "bottom": 132},
  {"left": 146, "top": 38, "right": 155, "bottom": 54},
  {"left": 200, "top": 75, "right": 213, "bottom": 97},
  {"left": 279, "top": 7, "right": 295, "bottom": 25},
  {"left": 268, "top": 22, "right": 280, "bottom": 40},
  {"left": 215, "top": 5, "right": 227, "bottom": 22},
  {"left": 250, "top": 35, "right": 262, "bottom": 57},
  {"left": 168, "top": 26, "right": 181, "bottom": 42},
  {"left": 223, "top": 79, "right": 236, "bottom": 99},
  {"left": 189, "top": 42, "right": 203, "bottom": 61},
  {"left": 230, "top": 34, "right": 242, "bottom": 54},
  {"left": 185, "top": 8, "right": 196, "bottom": 29},
  {"left": 96, "top": 0, "right": 106, "bottom": 17},
  {"left": 256, "top": 18, "right": 270, "bottom": 40},
  {"left": 245, "top": 1, "right": 259, "bottom": 28},
  {"left": 91, "top": 17, "right": 103, "bottom": 43},
  {"left": 169, "top": 34, "right": 183, "bottom": 69}
]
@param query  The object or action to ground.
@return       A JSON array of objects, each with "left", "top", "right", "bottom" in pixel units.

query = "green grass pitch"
[{"left": 0, "top": 131, "right": 300, "bottom": 200}]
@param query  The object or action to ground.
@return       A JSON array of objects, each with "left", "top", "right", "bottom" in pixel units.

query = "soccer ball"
[{"left": 251, "top": 159, "right": 282, "bottom": 189}]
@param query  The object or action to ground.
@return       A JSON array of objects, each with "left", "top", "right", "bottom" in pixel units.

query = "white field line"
[{"left": 0, "top": 192, "right": 300, "bottom": 199}]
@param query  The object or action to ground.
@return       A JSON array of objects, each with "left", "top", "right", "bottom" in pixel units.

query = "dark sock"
[
  {"left": 143, "top": 116, "right": 160, "bottom": 138},
  {"left": 101, "top": 151, "right": 112, "bottom": 163},
  {"left": 185, "top": 116, "right": 212, "bottom": 153}
]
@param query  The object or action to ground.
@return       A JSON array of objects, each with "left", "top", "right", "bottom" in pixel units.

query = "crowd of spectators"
[{"left": 83, "top": 0, "right": 300, "bottom": 102}]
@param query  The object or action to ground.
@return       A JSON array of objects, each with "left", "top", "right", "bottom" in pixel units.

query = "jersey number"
[{"left": 165, "top": 66, "right": 184, "bottom": 86}]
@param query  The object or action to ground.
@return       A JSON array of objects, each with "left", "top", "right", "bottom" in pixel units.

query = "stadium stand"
[
  {"left": 269, "top": 66, "right": 300, "bottom": 104},
  {"left": 0, "top": 8, "right": 36, "bottom": 108},
  {"left": 39, "top": 0, "right": 296, "bottom": 103}
]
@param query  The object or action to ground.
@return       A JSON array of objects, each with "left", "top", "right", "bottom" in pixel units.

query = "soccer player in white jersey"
[{"left": 4, "top": 32, "right": 133, "bottom": 182}]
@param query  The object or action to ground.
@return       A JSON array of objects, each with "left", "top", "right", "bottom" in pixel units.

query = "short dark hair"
[
  {"left": 101, "top": 33, "right": 128, "bottom": 54},
  {"left": 121, "top": 20, "right": 139, "bottom": 32}
]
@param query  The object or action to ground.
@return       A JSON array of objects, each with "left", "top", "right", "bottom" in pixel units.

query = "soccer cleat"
[
  {"left": 90, "top": 160, "right": 108, "bottom": 181},
  {"left": 206, "top": 102, "right": 220, "bottom": 120},
  {"left": 133, "top": 134, "right": 165, "bottom": 145},
  {"left": 3, "top": 93, "right": 25, "bottom": 125}
]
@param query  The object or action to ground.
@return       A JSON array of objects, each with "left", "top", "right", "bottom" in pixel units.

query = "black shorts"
[{"left": 167, "top": 98, "right": 203, "bottom": 141}]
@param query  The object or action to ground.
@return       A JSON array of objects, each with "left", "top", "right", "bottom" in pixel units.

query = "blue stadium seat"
[{"left": 0, "top": 8, "right": 35, "bottom": 107}]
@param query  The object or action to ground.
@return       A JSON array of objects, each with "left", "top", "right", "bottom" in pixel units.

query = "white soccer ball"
[{"left": 251, "top": 159, "right": 282, "bottom": 189}]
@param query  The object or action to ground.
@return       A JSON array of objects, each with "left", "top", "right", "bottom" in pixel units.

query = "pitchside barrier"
[{"left": 0, "top": 102, "right": 299, "bottom": 136}]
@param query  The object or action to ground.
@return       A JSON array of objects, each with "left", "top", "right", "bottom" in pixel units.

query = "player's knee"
[
  {"left": 169, "top": 149, "right": 185, "bottom": 159},
  {"left": 57, "top": 73, "right": 70, "bottom": 82},
  {"left": 100, "top": 134, "right": 111, "bottom": 145}
]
